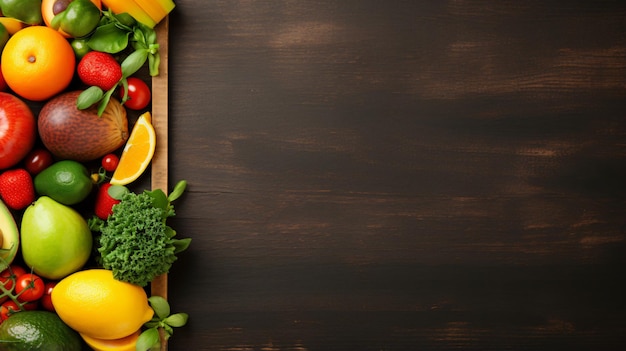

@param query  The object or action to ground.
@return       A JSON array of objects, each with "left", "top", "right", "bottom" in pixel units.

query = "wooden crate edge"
[{"left": 150, "top": 15, "right": 170, "bottom": 351}]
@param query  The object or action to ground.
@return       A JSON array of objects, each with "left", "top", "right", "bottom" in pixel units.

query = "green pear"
[{"left": 21, "top": 196, "right": 92, "bottom": 280}]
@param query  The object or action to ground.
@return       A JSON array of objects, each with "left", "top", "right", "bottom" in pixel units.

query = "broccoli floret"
[{"left": 95, "top": 181, "right": 191, "bottom": 287}]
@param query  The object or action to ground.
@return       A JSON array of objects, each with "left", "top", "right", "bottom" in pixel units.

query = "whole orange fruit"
[{"left": 1, "top": 26, "right": 75, "bottom": 101}]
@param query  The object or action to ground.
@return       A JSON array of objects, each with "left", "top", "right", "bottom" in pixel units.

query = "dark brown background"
[{"left": 164, "top": 1, "right": 626, "bottom": 350}]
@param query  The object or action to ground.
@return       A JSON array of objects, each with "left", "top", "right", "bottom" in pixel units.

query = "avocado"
[{"left": 0, "top": 199, "right": 19, "bottom": 271}]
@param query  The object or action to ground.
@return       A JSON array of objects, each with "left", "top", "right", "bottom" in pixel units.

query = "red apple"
[{"left": 0, "top": 92, "right": 36, "bottom": 170}]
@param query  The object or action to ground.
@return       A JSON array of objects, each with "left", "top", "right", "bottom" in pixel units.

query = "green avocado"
[
  {"left": 0, "top": 310, "right": 82, "bottom": 351},
  {"left": 0, "top": 199, "right": 19, "bottom": 271},
  {"left": 34, "top": 160, "right": 94, "bottom": 205}
]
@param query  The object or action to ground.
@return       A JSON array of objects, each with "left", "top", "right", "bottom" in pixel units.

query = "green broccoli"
[{"left": 92, "top": 180, "right": 191, "bottom": 287}]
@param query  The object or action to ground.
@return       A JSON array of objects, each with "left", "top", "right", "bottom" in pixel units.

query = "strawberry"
[
  {"left": 77, "top": 51, "right": 123, "bottom": 91},
  {"left": 94, "top": 182, "right": 121, "bottom": 220},
  {"left": 0, "top": 168, "right": 35, "bottom": 210}
]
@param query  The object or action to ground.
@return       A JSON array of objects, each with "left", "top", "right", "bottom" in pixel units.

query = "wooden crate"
[{"left": 150, "top": 17, "right": 171, "bottom": 351}]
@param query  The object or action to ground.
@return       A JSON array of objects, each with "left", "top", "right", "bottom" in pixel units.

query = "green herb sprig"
[{"left": 137, "top": 296, "right": 189, "bottom": 351}]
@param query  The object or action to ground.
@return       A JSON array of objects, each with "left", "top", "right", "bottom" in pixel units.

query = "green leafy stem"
[{"left": 137, "top": 296, "right": 189, "bottom": 351}]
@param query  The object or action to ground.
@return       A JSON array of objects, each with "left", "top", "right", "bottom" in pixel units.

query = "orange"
[
  {"left": 110, "top": 112, "right": 156, "bottom": 185},
  {"left": 41, "top": 0, "right": 102, "bottom": 38},
  {"left": 80, "top": 329, "right": 141, "bottom": 351},
  {"left": 0, "top": 26, "right": 75, "bottom": 101}
]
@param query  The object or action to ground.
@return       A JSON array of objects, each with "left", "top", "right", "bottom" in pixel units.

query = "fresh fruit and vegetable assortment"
[{"left": 0, "top": 1, "right": 190, "bottom": 350}]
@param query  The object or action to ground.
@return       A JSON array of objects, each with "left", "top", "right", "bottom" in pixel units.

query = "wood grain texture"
[
  {"left": 165, "top": 1, "right": 626, "bottom": 350},
  {"left": 151, "top": 15, "right": 170, "bottom": 351}
]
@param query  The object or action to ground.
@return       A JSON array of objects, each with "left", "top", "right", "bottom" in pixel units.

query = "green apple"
[
  {"left": 0, "top": 199, "right": 19, "bottom": 271},
  {"left": 20, "top": 196, "right": 92, "bottom": 280}
]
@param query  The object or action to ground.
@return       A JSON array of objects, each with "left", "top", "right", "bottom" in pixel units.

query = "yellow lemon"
[{"left": 51, "top": 269, "right": 153, "bottom": 340}]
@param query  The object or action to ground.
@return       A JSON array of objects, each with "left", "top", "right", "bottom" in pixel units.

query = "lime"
[
  {"left": 0, "top": 310, "right": 83, "bottom": 351},
  {"left": 34, "top": 160, "right": 94, "bottom": 205},
  {"left": 70, "top": 38, "right": 91, "bottom": 59}
]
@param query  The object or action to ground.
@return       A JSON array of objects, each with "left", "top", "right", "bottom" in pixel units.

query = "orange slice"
[{"left": 110, "top": 112, "right": 156, "bottom": 185}]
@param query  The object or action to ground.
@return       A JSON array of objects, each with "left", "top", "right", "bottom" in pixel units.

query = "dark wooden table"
[{"left": 165, "top": 1, "right": 626, "bottom": 350}]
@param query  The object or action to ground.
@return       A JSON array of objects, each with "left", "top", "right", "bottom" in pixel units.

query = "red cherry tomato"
[
  {"left": 101, "top": 153, "right": 120, "bottom": 172},
  {"left": 23, "top": 148, "right": 54, "bottom": 175},
  {"left": 14, "top": 273, "right": 45, "bottom": 302},
  {"left": 120, "top": 77, "right": 151, "bottom": 110},
  {"left": 7, "top": 265, "right": 28, "bottom": 278},
  {"left": 40, "top": 281, "right": 57, "bottom": 312},
  {"left": 0, "top": 301, "right": 20, "bottom": 320}
]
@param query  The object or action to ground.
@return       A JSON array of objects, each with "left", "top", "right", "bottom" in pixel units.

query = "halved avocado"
[{"left": 0, "top": 199, "right": 19, "bottom": 271}]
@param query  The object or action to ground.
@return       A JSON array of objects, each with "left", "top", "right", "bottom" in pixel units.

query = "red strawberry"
[
  {"left": 77, "top": 51, "right": 123, "bottom": 91},
  {"left": 95, "top": 182, "right": 121, "bottom": 220},
  {"left": 0, "top": 168, "right": 35, "bottom": 210}
]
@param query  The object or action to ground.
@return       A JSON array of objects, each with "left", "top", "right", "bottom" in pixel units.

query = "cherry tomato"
[
  {"left": 14, "top": 273, "right": 45, "bottom": 302},
  {"left": 40, "top": 281, "right": 57, "bottom": 312},
  {"left": 0, "top": 301, "right": 20, "bottom": 321},
  {"left": 6, "top": 265, "right": 28, "bottom": 278},
  {"left": 120, "top": 77, "right": 151, "bottom": 110},
  {"left": 101, "top": 153, "right": 120, "bottom": 172},
  {"left": 23, "top": 148, "right": 54, "bottom": 175}
]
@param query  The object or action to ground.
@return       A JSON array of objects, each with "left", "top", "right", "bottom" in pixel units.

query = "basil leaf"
[
  {"left": 172, "top": 238, "right": 192, "bottom": 253},
  {"left": 136, "top": 328, "right": 160, "bottom": 351},
  {"left": 113, "top": 12, "right": 136, "bottom": 29},
  {"left": 133, "top": 26, "right": 148, "bottom": 49},
  {"left": 168, "top": 180, "right": 187, "bottom": 202},
  {"left": 121, "top": 49, "right": 148, "bottom": 78},
  {"left": 119, "top": 77, "right": 129, "bottom": 103},
  {"left": 108, "top": 185, "right": 129, "bottom": 200},
  {"left": 148, "top": 296, "right": 170, "bottom": 319},
  {"left": 148, "top": 51, "right": 160, "bottom": 76},
  {"left": 87, "top": 23, "right": 130, "bottom": 53},
  {"left": 97, "top": 86, "right": 117, "bottom": 117},
  {"left": 164, "top": 313, "right": 188, "bottom": 328},
  {"left": 77, "top": 86, "right": 103, "bottom": 110},
  {"left": 142, "top": 24, "right": 157, "bottom": 46}
]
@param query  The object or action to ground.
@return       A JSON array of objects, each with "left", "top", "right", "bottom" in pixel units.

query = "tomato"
[
  {"left": 101, "top": 153, "right": 120, "bottom": 172},
  {"left": 0, "top": 300, "right": 20, "bottom": 320},
  {"left": 23, "top": 147, "right": 54, "bottom": 175},
  {"left": 40, "top": 281, "right": 56, "bottom": 312},
  {"left": 6, "top": 265, "right": 27, "bottom": 278},
  {"left": 120, "top": 77, "right": 151, "bottom": 110},
  {"left": 0, "top": 264, "right": 28, "bottom": 287},
  {"left": 14, "top": 273, "right": 45, "bottom": 302}
]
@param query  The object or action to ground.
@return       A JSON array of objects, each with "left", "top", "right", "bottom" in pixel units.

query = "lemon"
[
  {"left": 0, "top": 310, "right": 82, "bottom": 351},
  {"left": 51, "top": 269, "right": 154, "bottom": 340}
]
